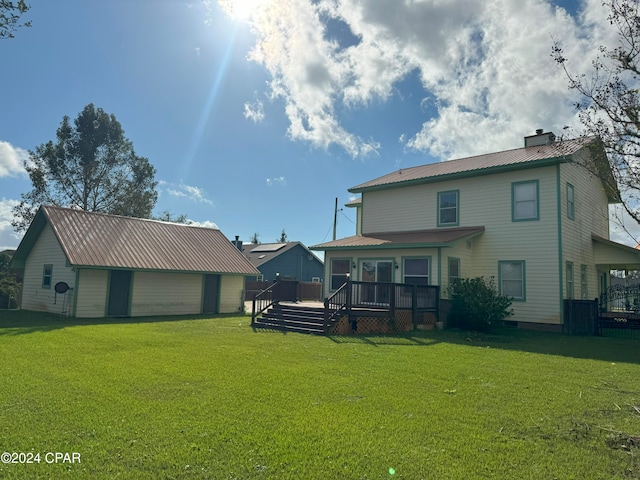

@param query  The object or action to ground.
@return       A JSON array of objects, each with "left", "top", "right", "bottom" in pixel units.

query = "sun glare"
[{"left": 219, "top": 0, "right": 269, "bottom": 21}]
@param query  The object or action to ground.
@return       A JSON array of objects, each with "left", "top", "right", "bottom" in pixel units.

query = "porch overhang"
[
  {"left": 592, "top": 234, "right": 640, "bottom": 270},
  {"left": 310, "top": 226, "right": 485, "bottom": 251}
]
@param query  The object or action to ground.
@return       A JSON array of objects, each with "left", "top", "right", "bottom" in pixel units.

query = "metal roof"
[
  {"left": 12, "top": 205, "right": 259, "bottom": 275},
  {"left": 349, "top": 138, "right": 595, "bottom": 193},
  {"left": 310, "top": 226, "right": 485, "bottom": 250}
]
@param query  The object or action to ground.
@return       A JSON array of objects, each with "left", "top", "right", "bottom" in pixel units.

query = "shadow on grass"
[
  {"left": 326, "top": 327, "right": 640, "bottom": 364},
  {"left": 0, "top": 309, "right": 245, "bottom": 336}
]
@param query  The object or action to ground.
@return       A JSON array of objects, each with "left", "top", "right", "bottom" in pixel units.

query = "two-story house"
[{"left": 311, "top": 131, "right": 640, "bottom": 329}]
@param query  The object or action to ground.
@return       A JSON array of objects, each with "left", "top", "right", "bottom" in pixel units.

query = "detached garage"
[{"left": 11, "top": 205, "right": 259, "bottom": 317}]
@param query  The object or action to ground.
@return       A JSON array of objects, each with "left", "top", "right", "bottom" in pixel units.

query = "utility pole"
[{"left": 333, "top": 197, "right": 338, "bottom": 241}]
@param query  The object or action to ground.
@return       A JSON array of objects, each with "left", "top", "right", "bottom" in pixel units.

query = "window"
[
  {"left": 567, "top": 183, "right": 575, "bottom": 220},
  {"left": 580, "top": 265, "right": 588, "bottom": 299},
  {"left": 512, "top": 180, "right": 539, "bottom": 221},
  {"left": 499, "top": 261, "right": 525, "bottom": 300},
  {"left": 438, "top": 190, "right": 459, "bottom": 226},
  {"left": 42, "top": 264, "right": 53, "bottom": 289},
  {"left": 566, "top": 262, "right": 574, "bottom": 299},
  {"left": 403, "top": 258, "right": 430, "bottom": 285},
  {"left": 448, "top": 257, "right": 460, "bottom": 286},
  {"left": 330, "top": 259, "right": 350, "bottom": 290}
]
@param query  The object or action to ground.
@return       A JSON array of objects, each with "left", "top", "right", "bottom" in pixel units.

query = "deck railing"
[
  {"left": 251, "top": 282, "right": 278, "bottom": 326},
  {"left": 323, "top": 280, "right": 440, "bottom": 333},
  {"left": 323, "top": 281, "right": 350, "bottom": 333}
]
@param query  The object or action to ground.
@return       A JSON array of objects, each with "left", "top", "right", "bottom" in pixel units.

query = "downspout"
[{"left": 72, "top": 267, "right": 80, "bottom": 317}]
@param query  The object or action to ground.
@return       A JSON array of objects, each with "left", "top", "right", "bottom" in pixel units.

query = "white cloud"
[
  {"left": 0, "top": 141, "right": 29, "bottom": 177},
  {"left": 0, "top": 198, "right": 22, "bottom": 250},
  {"left": 188, "top": 219, "right": 219, "bottom": 229},
  {"left": 163, "top": 182, "right": 214, "bottom": 205},
  {"left": 219, "top": 0, "right": 615, "bottom": 159},
  {"left": 244, "top": 99, "right": 265, "bottom": 123},
  {"left": 266, "top": 176, "right": 286, "bottom": 186}
]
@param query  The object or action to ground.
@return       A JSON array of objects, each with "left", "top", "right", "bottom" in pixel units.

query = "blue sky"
[{"left": 1, "top": 0, "right": 636, "bottom": 252}]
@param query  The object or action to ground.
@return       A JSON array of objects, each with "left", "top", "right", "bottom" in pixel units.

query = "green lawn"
[{"left": 0, "top": 311, "right": 639, "bottom": 479}]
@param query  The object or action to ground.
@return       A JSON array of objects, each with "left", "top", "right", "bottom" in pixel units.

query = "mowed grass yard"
[{"left": 0, "top": 311, "right": 639, "bottom": 479}]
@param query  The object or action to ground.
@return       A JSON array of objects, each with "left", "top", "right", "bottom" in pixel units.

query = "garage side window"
[{"left": 42, "top": 264, "right": 53, "bottom": 289}]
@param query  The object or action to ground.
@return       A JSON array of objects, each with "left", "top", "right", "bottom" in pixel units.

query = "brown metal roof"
[
  {"left": 310, "top": 226, "right": 484, "bottom": 250},
  {"left": 31, "top": 205, "right": 259, "bottom": 275},
  {"left": 350, "top": 138, "right": 591, "bottom": 193}
]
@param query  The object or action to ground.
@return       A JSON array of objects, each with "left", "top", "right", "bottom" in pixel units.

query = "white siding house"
[
  {"left": 12, "top": 205, "right": 259, "bottom": 318},
  {"left": 311, "top": 132, "right": 640, "bottom": 329}
]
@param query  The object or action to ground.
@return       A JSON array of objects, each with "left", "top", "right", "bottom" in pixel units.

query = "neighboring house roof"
[
  {"left": 310, "top": 226, "right": 485, "bottom": 250},
  {"left": 241, "top": 241, "right": 322, "bottom": 267},
  {"left": 12, "top": 205, "right": 259, "bottom": 275},
  {"left": 349, "top": 137, "right": 618, "bottom": 201}
]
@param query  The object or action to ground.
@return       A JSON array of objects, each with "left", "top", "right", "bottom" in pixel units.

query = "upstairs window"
[
  {"left": 512, "top": 180, "right": 539, "bottom": 221},
  {"left": 567, "top": 183, "right": 575, "bottom": 220},
  {"left": 438, "top": 190, "right": 459, "bottom": 226},
  {"left": 42, "top": 264, "right": 53, "bottom": 289}
]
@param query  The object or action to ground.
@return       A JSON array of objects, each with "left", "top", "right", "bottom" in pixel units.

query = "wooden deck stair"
[{"left": 253, "top": 303, "right": 326, "bottom": 334}]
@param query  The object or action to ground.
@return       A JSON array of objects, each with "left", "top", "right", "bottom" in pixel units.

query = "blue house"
[{"left": 237, "top": 240, "right": 324, "bottom": 282}]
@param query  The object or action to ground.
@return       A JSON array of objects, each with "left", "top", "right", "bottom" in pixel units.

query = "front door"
[
  {"left": 107, "top": 270, "right": 132, "bottom": 316},
  {"left": 202, "top": 274, "right": 220, "bottom": 314},
  {"left": 361, "top": 260, "right": 393, "bottom": 304}
]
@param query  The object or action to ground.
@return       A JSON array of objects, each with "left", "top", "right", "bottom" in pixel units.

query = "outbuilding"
[{"left": 11, "top": 205, "right": 259, "bottom": 317}]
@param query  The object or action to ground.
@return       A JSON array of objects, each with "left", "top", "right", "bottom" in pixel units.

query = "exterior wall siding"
[
  {"left": 219, "top": 275, "right": 244, "bottom": 313},
  {"left": 21, "top": 224, "right": 75, "bottom": 315},
  {"left": 559, "top": 160, "right": 611, "bottom": 300},
  {"left": 350, "top": 165, "right": 568, "bottom": 324},
  {"left": 344, "top": 165, "right": 584, "bottom": 324},
  {"left": 130, "top": 271, "right": 203, "bottom": 317},
  {"left": 74, "top": 269, "right": 108, "bottom": 317}
]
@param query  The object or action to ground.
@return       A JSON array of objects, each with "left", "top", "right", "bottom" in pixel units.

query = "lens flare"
[{"left": 218, "top": 0, "right": 269, "bottom": 21}]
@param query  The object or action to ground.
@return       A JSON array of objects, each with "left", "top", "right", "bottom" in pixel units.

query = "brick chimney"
[{"left": 524, "top": 129, "right": 556, "bottom": 147}]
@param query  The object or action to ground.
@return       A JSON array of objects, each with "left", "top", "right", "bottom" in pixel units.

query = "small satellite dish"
[{"left": 54, "top": 282, "right": 69, "bottom": 294}]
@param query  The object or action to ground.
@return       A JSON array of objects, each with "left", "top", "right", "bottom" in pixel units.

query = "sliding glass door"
[{"left": 360, "top": 260, "right": 393, "bottom": 304}]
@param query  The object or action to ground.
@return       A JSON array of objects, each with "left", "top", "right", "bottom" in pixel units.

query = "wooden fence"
[
  {"left": 563, "top": 299, "right": 598, "bottom": 335},
  {"left": 245, "top": 280, "right": 323, "bottom": 302}
]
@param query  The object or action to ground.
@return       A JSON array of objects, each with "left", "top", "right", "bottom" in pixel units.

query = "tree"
[
  {"left": 249, "top": 232, "right": 261, "bottom": 244},
  {"left": 553, "top": 0, "right": 640, "bottom": 224},
  {"left": 0, "top": 251, "right": 19, "bottom": 309},
  {"left": 12, "top": 104, "right": 158, "bottom": 232},
  {"left": 1, "top": 0, "right": 31, "bottom": 39},
  {"left": 277, "top": 229, "right": 287, "bottom": 242},
  {"left": 153, "top": 211, "right": 191, "bottom": 224}
]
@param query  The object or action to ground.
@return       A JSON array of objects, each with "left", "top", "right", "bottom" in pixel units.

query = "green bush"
[{"left": 448, "top": 276, "right": 513, "bottom": 331}]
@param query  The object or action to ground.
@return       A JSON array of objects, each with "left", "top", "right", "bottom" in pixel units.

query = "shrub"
[{"left": 448, "top": 276, "right": 513, "bottom": 331}]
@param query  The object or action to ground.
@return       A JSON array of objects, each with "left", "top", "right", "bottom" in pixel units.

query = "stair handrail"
[
  {"left": 252, "top": 281, "right": 279, "bottom": 326},
  {"left": 323, "top": 280, "right": 351, "bottom": 334}
]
